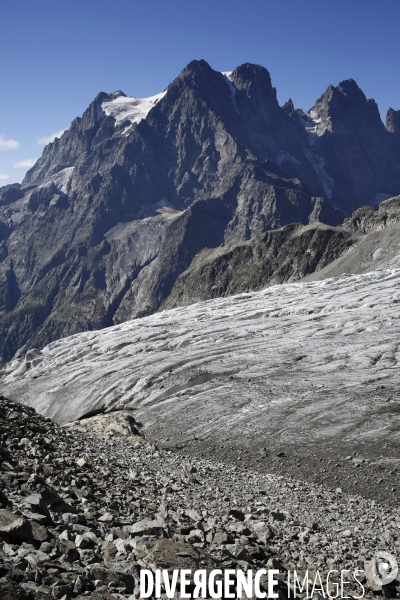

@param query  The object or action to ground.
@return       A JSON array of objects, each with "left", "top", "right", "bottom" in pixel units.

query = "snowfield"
[
  {"left": 101, "top": 92, "right": 166, "bottom": 126},
  {"left": 2, "top": 269, "right": 400, "bottom": 452}
]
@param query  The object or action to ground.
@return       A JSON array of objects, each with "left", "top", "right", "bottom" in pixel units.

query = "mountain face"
[
  {"left": 0, "top": 60, "right": 400, "bottom": 362},
  {"left": 286, "top": 80, "right": 400, "bottom": 212},
  {"left": 161, "top": 195, "right": 400, "bottom": 309}
]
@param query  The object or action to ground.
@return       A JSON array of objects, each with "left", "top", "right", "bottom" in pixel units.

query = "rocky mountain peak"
[
  {"left": 92, "top": 91, "right": 113, "bottom": 104},
  {"left": 282, "top": 98, "right": 295, "bottom": 117},
  {"left": 172, "top": 59, "right": 226, "bottom": 98},
  {"left": 230, "top": 63, "right": 276, "bottom": 99},
  {"left": 110, "top": 90, "right": 127, "bottom": 99},
  {"left": 386, "top": 107, "right": 400, "bottom": 135},
  {"left": 310, "top": 78, "right": 383, "bottom": 133}
]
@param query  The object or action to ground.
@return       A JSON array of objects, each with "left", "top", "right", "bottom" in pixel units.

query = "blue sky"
[{"left": 1, "top": 0, "right": 399, "bottom": 184}]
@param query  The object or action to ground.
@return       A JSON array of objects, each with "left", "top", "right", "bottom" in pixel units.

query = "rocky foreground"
[{"left": 1, "top": 394, "right": 399, "bottom": 599}]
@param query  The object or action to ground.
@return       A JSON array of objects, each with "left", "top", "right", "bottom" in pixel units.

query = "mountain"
[
  {"left": 1, "top": 59, "right": 400, "bottom": 362},
  {"left": 286, "top": 80, "right": 400, "bottom": 213}
]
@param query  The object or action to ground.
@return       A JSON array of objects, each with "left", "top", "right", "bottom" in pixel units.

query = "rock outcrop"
[
  {"left": 386, "top": 107, "right": 400, "bottom": 136},
  {"left": 161, "top": 222, "right": 355, "bottom": 309}
]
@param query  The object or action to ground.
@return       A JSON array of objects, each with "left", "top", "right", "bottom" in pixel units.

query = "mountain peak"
[
  {"left": 282, "top": 98, "right": 295, "bottom": 117},
  {"left": 93, "top": 91, "right": 113, "bottom": 104},
  {"left": 337, "top": 77, "right": 362, "bottom": 93},
  {"left": 310, "top": 78, "right": 382, "bottom": 131},
  {"left": 169, "top": 59, "right": 230, "bottom": 102},
  {"left": 110, "top": 90, "right": 127, "bottom": 99},
  {"left": 178, "top": 59, "right": 216, "bottom": 83},
  {"left": 230, "top": 62, "right": 276, "bottom": 100}
]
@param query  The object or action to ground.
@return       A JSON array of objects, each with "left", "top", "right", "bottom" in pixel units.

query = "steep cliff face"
[
  {"left": 0, "top": 60, "right": 399, "bottom": 362},
  {"left": 386, "top": 107, "right": 400, "bottom": 137}
]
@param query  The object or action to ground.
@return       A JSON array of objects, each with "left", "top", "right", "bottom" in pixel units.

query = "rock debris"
[{"left": 1, "top": 395, "right": 399, "bottom": 599}]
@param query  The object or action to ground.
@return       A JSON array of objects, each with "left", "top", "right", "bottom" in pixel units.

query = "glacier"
[{"left": 1, "top": 268, "right": 400, "bottom": 454}]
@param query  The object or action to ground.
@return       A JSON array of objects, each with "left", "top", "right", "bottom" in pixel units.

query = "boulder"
[
  {"left": 224, "top": 543, "right": 247, "bottom": 560},
  {"left": 87, "top": 563, "right": 136, "bottom": 594},
  {"left": 137, "top": 537, "right": 219, "bottom": 573},
  {"left": 123, "top": 518, "right": 165, "bottom": 537},
  {"left": 22, "top": 493, "right": 53, "bottom": 525},
  {"left": 0, "top": 509, "right": 32, "bottom": 543}
]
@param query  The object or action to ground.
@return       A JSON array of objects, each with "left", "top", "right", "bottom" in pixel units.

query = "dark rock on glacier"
[{"left": 1, "top": 59, "right": 400, "bottom": 361}]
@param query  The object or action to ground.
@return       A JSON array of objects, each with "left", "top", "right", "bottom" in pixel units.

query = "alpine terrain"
[
  {"left": 1, "top": 60, "right": 400, "bottom": 362},
  {"left": 1, "top": 59, "right": 400, "bottom": 600}
]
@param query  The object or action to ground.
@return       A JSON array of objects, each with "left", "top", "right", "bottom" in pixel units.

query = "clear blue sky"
[{"left": 1, "top": 0, "right": 399, "bottom": 183}]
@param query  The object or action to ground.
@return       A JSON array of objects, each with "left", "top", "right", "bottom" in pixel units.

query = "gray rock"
[
  {"left": 213, "top": 531, "right": 232, "bottom": 545},
  {"left": 56, "top": 539, "right": 79, "bottom": 562},
  {"left": 224, "top": 543, "right": 247, "bottom": 560},
  {"left": 250, "top": 520, "right": 273, "bottom": 539},
  {"left": 365, "top": 559, "right": 384, "bottom": 592},
  {"left": 30, "top": 521, "right": 51, "bottom": 543},
  {"left": 386, "top": 107, "right": 400, "bottom": 136},
  {"left": 39, "top": 486, "right": 76, "bottom": 515},
  {"left": 51, "top": 581, "right": 73, "bottom": 599},
  {"left": 22, "top": 493, "right": 53, "bottom": 525},
  {"left": 87, "top": 564, "right": 135, "bottom": 594},
  {"left": 0, "top": 509, "right": 32, "bottom": 543},
  {"left": 185, "top": 508, "right": 201, "bottom": 521},
  {"left": 123, "top": 518, "right": 165, "bottom": 537}
]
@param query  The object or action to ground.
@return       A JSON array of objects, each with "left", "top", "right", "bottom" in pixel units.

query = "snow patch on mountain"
[
  {"left": 306, "top": 109, "right": 332, "bottom": 139},
  {"left": 222, "top": 72, "right": 238, "bottom": 112},
  {"left": 276, "top": 151, "right": 301, "bottom": 167},
  {"left": 101, "top": 92, "right": 166, "bottom": 127},
  {"left": 38, "top": 167, "right": 75, "bottom": 194},
  {"left": 299, "top": 113, "right": 335, "bottom": 199}
]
